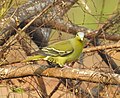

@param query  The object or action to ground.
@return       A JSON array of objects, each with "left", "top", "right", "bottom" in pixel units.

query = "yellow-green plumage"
[{"left": 23, "top": 32, "right": 84, "bottom": 67}]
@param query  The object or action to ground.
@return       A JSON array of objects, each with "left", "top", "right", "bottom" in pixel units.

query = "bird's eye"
[{"left": 76, "top": 33, "right": 79, "bottom": 37}]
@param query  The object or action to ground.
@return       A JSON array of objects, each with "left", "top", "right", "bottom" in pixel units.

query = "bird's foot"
[
  {"left": 60, "top": 64, "right": 72, "bottom": 71},
  {"left": 64, "top": 64, "right": 71, "bottom": 68}
]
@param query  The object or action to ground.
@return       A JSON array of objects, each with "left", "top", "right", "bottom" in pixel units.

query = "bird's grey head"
[{"left": 76, "top": 32, "right": 84, "bottom": 41}]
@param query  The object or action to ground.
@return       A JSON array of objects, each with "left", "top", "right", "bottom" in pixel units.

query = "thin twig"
[
  {"left": 48, "top": 81, "right": 61, "bottom": 97},
  {"left": 83, "top": 43, "right": 120, "bottom": 53}
]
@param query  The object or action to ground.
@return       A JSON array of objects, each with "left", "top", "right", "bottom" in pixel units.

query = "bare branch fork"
[{"left": 92, "top": 13, "right": 120, "bottom": 74}]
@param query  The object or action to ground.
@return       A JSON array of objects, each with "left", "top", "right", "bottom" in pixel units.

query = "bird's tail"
[{"left": 22, "top": 55, "right": 46, "bottom": 63}]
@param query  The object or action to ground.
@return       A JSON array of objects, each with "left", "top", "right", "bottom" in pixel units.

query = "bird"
[{"left": 22, "top": 32, "right": 84, "bottom": 67}]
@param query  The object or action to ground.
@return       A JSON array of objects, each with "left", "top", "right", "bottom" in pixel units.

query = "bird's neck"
[{"left": 71, "top": 38, "right": 84, "bottom": 48}]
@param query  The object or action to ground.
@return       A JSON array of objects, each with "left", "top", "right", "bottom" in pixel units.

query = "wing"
[{"left": 42, "top": 40, "right": 74, "bottom": 57}]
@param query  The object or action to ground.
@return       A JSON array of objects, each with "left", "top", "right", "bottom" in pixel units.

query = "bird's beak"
[{"left": 81, "top": 37, "right": 84, "bottom": 41}]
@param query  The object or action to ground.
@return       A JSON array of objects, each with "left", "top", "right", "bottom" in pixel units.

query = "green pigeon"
[{"left": 23, "top": 32, "right": 84, "bottom": 67}]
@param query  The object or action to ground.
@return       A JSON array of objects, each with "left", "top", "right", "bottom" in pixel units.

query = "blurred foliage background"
[{"left": 68, "top": 0, "right": 119, "bottom": 29}]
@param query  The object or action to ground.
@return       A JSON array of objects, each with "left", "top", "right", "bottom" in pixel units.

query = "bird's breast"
[{"left": 66, "top": 39, "right": 83, "bottom": 62}]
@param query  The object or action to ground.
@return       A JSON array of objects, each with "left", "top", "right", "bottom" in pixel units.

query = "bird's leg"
[
  {"left": 60, "top": 61, "right": 76, "bottom": 71},
  {"left": 60, "top": 63, "right": 72, "bottom": 71},
  {"left": 68, "top": 61, "right": 75, "bottom": 67},
  {"left": 63, "top": 64, "right": 71, "bottom": 68},
  {"left": 47, "top": 61, "right": 60, "bottom": 68}
]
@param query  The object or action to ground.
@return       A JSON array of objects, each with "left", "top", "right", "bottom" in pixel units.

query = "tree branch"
[
  {"left": 0, "top": 64, "right": 120, "bottom": 85},
  {"left": 27, "top": 13, "right": 120, "bottom": 41},
  {"left": 83, "top": 42, "right": 120, "bottom": 53}
]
